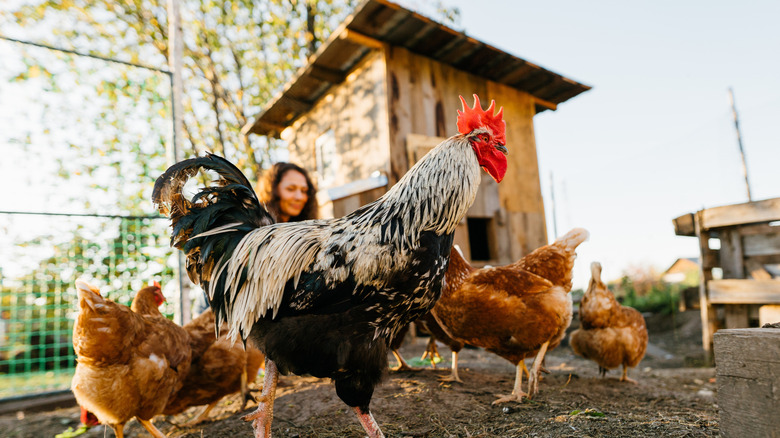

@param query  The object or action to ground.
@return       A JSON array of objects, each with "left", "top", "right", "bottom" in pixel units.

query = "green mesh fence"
[{"left": 0, "top": 213, "right": 181, "bottom": 398}]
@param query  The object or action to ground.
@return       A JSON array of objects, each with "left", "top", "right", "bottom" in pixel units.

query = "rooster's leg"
[
  {"left": 527, "top": 341, "right": 550, "bottom": 398},
  {"left": 438, "top": 350, "right": 463, "bottom": 383},
  {"left": 352, "top": 406, "right": 385, "bottom": 438},
  {"left": 620, "top": 365, "right": 638, "bottom": 384},
  {"left": 242, "top": 359, "right": 279, "bottom": 438},
  {"left": 390, "top": 349, "right": 415, "bottom": 371},
  {"left": 492, "top": 361, "right": 527, "bottom": 404},
  {"left": 137, "top": 418, "right": 165, "bottom": 438}
]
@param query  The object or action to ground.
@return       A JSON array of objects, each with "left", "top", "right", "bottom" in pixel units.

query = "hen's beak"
[{"left": 495, "top": 144, "right": 508, "bottom": 155}]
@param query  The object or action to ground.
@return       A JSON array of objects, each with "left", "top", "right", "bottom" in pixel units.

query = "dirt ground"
[{"left": 2, "top": 310, "right": 719, "bottom": 437}]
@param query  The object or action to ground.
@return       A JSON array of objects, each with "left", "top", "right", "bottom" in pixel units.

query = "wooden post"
[
  {"left": 694, "top": 211, "right": 717, "bottom": 358},
  {"left": 714, "top": 328, "right": 780, "bottom": 438},
  {"left": 167, "top": 0, "right": 189, "bottom": 325},
  {"left": 549, "top": 171, "right": 558, "bottom": 239}
]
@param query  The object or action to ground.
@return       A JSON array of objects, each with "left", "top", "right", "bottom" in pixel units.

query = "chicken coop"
[
  {"left": 673, "top": 196, "right": 780, "bottom": 354},
  {"left": 243, "top": 0, "right": 590, "bottom": 266}
]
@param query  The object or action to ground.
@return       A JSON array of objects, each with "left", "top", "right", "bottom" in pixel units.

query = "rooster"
[{"left": 152, "top": 95, "right": 507, "bottom": 438}]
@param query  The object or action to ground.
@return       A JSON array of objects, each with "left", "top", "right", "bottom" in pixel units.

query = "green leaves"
[{"left": 569, "top": 408, "right": 606, "bottom": 418}]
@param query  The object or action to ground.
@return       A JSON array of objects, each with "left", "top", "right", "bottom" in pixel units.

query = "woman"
[
  {"left": 256, "top": 162, "right": 318, "bottom": 222},
  {"left": 192, "top": 161, "right": 319, "bottom": 316}
]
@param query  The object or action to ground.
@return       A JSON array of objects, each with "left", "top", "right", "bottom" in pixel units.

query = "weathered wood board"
[
  {"left": 714, "top": 328, "right": 780, "bottom": 438},
  {"left": 701, "top": 197, "right": 780, "bottom": 230},
  {"left": 708, "top": 279, "right": 780, "bottom": 304}
]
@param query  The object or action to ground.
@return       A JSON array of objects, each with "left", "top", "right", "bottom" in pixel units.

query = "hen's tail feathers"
[
  {"left": 588, "top": 261, "right": 607, "bottom": 293},
  {"left": 590, "top": 262, "right": 602, "bottom": 283},
  {"left": 152, "top": 153, "right": 275, "bottom": 292},
  {"left": 554, "top": 227, "right": 589, "bottom": 252}
]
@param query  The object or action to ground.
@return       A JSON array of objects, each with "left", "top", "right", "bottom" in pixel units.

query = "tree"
[{"left": 2, "top": 0, "right": 459, "bottom": 182}]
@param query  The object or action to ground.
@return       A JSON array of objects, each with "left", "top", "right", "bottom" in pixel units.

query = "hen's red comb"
[
  {"left": 457, "top": 94, "right": 506, "bottom": 144},
  {"left": 153, "top": 280, "right": 161, "bottom": 289}
]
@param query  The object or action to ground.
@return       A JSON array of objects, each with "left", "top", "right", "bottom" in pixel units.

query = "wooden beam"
[
  {"left": 531, "top": 96, "right": 557, "bottom": 111},
  {"left": 0, "top": 390, "right": 76, "bottom": 415},
  {"left": 281, "top": 96, "right": 313, "bottom": 115},
  {"left": 695, "top": 212, "right": 717, "bottom": 355},
  {"left": 701, "top": 197, "right": 780, "bottom": 230},
  {"left": 743, "top": 232, "right": 780, "bottom": 257},
  {"left": 673, "top": 213, "right": 696, "bottom": 236},
  {"left": 708, "top": 279, "right": 780, "bottom": 304},
  {"left": 341, "top": 29, "right": 385, "bottom": 50},
  {"left": 719, "top": 228, "right": 745, "bottom": 278},
  {"left": 701, "top": 250, "right": 720, "bottom": 269},
  {"left": 308, "top": 64, "right": 347, "bottom": 84},
  {"left": 243, "top": 119, "right": 288, "bottom": 138}
]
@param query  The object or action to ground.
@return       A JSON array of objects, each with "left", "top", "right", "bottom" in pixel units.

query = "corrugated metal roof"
[{"left": 243, "top": 0, "right": 591, "bottom": 137}]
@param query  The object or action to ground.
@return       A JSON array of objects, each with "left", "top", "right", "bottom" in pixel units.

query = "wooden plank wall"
[
  {"left": 385, "top": 46, "right": 547, "bottom": 262},
  {"left": 285, "top": 50, "right": 390, "bottom": 210}
]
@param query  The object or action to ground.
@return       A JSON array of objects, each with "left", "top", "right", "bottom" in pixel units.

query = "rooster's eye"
[{"left": 480, "top": 134, "right": 489, "bottom": 142}]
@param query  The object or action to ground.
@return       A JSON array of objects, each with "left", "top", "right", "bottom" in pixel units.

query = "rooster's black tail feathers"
[{"left": 152, "top": 153, "right": 275, "bottom": 289}]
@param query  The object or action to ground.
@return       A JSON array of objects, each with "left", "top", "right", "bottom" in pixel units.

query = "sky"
[
  {"left": 441, "top": 0, "right": 780, "bottom": 289},
  {"left": 2, "top": 1, "right": 778, "bottom": 290}
]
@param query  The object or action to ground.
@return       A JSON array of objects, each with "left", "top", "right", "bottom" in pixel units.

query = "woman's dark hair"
[{"left": 257, "top": 162, "right": 318, "bottom": 222}]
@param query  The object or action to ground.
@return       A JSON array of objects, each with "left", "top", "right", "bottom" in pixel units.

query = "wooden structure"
[
  {"left": 673, "top": 197, "right": 780, "bottom": 353},
  {"left": 713, "top": 328, "right": 780, "bottom": 438},
  {"left": 243, "top": 0, "right": 590, "bottom": 265}
]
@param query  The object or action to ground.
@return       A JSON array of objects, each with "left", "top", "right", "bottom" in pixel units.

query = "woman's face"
[{"left": 277, "top": 170, "right": 309, "bottom": 221}]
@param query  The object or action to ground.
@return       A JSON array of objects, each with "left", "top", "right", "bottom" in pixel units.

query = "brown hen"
[
  {"left": 71, "top": 281, "right": 191, "bottom": 438},
  {"left": 163, "top": 308, "right": 265, "bottom": 424},
  {"left": 570, "top": 262, "right": 648, "bottom": 383},
  {"left": 431, "top": 228, "right": 588, "bottom": 403}
]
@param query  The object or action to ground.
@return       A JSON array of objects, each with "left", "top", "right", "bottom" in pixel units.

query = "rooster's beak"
[{"left": 495, "top": 144, "right": 508, "bottom": 155}]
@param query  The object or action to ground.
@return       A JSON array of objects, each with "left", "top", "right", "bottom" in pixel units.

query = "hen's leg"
[
  {"left": 420, "top": 337, "right": 441, "bottom": 368},
  {"left": 390, "top": 349, "right": 415, "bottom": 371},
  {"left": 492, "top": 361, "right": 526, "bottom": 404},
  {"left": 521, "top": 360, "right": 530, "bottom": 379},
  {"left": 438, "top": 350, "right": 463, "bottom": 383},
  {"left": 353, "top": 407, "right": 385, "bottom": 438},
  {"left": 242, "top": 359, "right": 279, "bottom": 438},
  {"left": 239, "top": 366, "right": 256, "bottom": 410},
  {"left": 527, "top": 341, "right": 549, "bottom": 398},
  {"left": 137, "top": 418, "right": 165, "bottom": 438},
  {"left": 112, "top": 424, "right": 124, "bottom": 438},
  {"left": 620, "top": 365, "right": 638, "bottom": 384},
  {"left": 184, "top": 400, "right": 219, "bottom": 426}
]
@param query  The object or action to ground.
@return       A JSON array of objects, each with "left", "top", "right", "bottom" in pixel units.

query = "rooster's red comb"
[{"left": 457, "top": 94, "right": 506, "bottom": 144}]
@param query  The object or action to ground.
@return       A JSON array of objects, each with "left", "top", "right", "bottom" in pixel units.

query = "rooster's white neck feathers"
[{"left": 208, "top": 135, "right": 483, "bottom": 340}]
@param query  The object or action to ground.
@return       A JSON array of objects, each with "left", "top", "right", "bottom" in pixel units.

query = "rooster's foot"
[{"left": 242, "top": 405, "right": 272, "bottom": 438}]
